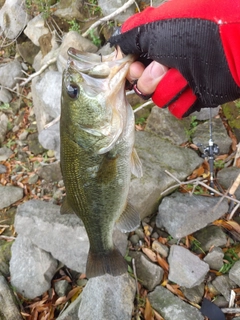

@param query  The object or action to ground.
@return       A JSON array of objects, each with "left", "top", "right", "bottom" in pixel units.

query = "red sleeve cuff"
[{"left": 152, "top": 68, "right": 197, "bottom": 118}]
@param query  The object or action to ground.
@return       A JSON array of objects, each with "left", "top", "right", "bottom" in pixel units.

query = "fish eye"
[{"left": 66, "top": 82, "right": 80, "bottom": 99}]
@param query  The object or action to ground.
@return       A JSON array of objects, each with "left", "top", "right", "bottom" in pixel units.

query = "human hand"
[{"left": 110, "top": 0, "right": 240, "bottom": 118}]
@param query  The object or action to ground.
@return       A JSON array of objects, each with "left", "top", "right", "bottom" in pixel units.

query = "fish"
[{"left": 60, "top": 47, "right": 143, "bottom": 278}]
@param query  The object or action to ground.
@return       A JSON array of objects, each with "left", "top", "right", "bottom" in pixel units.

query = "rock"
[
  {"left": 31, "top": 71, "right": 62, "bottom": 132},
  {"left": 14, "top": 199, "right": 89, "bottom": 273},
  {"left": 56, "top": 293, "right": 82, "bottom": 320},
  {"left": 0, "top": 113, "right": 9, "bottom": 145},
  {"left": 203, "top": 247, "right": 224, "bottom": 270},
  {"left": 181, "top": 283, "right": 205, "bottom": 304},
  {"left": 0, "top": 163, "right": 7, "bottom": 173},
  {"left": 0, "top": 144, "right": 10, "bottom": 161},
  {"left": 229, "top": 260, "right": 240, "bottom": 286},
  {"left": 98, "top": 0, "right": 136, "bottom": 23},
  {"left": 152, "top": 240, "right": 169, "bottom": 258},
  {"left": 37, "top": 161, "right": 62, "bottom": 183},
  {"left": 148, "top": 285, "right": 204, "bottom": 320},
  {"left": 129, "top": 131, "right": 203, "bottom": 220},
  {"left": 212, "top": 274, "right": 237, "bottom": 301},
  {"left": 27, "top": 132, "right": 46, "bottom": 155},
  {"left": 192, "top": 117, "right": 232, "bottom": 155},
  {"left": 0, "top": 87, "right": 12, "bottom": 103},
  {"left": 168, "top": 245, "right": 209, "bottom": 288},
  {"left": 78, "top": 273, "right": 135, "bottom": 320},
  {"left": 193, "top": 225, "right": 227, "bottom": 252},
  {"left": 156, "top": 192, "right": 228, "bottom": 239},
  {"left": 16, "top": 40, "right": 40, "bottom": 65},
  {"left": 0, "top": 60, "right": 22, "bottom": 89},
  {"left": 213, "top": 296, "right": 229, "bottom": 308},
  {"left": 10, "top": 235, "right": 58, "bottom": 299},
  {"left": 0, "top": 275, "right": 23, "bottom": 320},
  {"left": 57, "top": 31, "right": 98, "bottom": 73},
  {"left": 129, "top": 251, "right": 164, "bottom": 291},
  {"left": 145, "top": 106, "right": 191, "bottom": 145},
  {"left": 217, "top": 167, "right": 240, "bottom": 200},
  {"left": 0, "top": 241, "right": 12, "bottom": 277},
  {"left": 53, "top": 0, "right": 85, "bottom": 21},
  {"left": 38, "top": 123, "right": 60, "bottom": 159},
  {"left": 54, "top": 280, "right": 71, "bottom": 297},
  {"left": 191, "top": 106, "right": 220, "bottom": 121},
  {"left": 0, "top": 185, "right": 23, "bottom": 209},
  {"left": 0, "top": 0, "right": 29, "bottom": 40},
  {"left": 24, "top": 14, "right": 49, "bottom": 46}
]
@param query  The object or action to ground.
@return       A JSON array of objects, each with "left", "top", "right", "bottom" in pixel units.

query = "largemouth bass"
[{"left": 60, "top": 47, "right": 142, "bottom": 278}]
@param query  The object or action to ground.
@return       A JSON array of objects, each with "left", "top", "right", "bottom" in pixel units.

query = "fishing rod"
[{"left": 199, "top": 108, "right": 220, "bottom": 195}]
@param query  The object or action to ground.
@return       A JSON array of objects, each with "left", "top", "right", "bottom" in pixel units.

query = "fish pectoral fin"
[
  {"left": 60, "top": 198, "right": 76, "bottom": 215},
  {"left": 115, "top": 202, "right": 140, "bottom": 233},
  {"left": 131, "top": 148, "right": 143, "bottom": 178}
]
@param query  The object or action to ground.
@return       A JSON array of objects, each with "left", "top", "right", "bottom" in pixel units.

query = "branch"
[{"left": 82, "top": 0, "right": 136, "bottom": 37}]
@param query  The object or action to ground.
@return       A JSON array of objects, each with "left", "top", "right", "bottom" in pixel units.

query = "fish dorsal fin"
[
  {"left": 131, "top": 148, "right": 143, "bottom": 178},
  {"left": 115, "top": 202, "right": 140, "bottom": 233},
  {"left": 60, "top": 197, "right": 76, "bottom": 215}
]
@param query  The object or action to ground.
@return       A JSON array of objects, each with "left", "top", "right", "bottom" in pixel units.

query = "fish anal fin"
[
  {"left": 116, "top": 202, "right": 140, "bottom": 233},
  {"left": 86, "top": 248, "right": 127, "bottom": 278},
  {"left": 60, "top": 198, "right": 76, "bottom": 215},
  {"left": 131, "top": 148, "right": 143, "bottom": 178}
]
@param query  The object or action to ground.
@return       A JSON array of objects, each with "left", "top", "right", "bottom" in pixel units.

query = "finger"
[
  {"left": 126, "top": 61, "right": 145, "bottom": 82},
  {"left": 137, "top": 61, "right": 168, "bottom": 95}
]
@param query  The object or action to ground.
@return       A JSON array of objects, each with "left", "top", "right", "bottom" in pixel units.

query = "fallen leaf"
[
  {"left": 142, "top": 248, "right": 157, "bottom": 262},
  {"left": 144, "top": 298, "right": 153, "bottom": 320},
  {"left": 156, "top": 253, "right": 169, "bottom": 272}
]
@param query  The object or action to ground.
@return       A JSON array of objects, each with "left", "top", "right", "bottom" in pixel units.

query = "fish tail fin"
[{"left": 86, "top": 247, "right": 127, "bottom": 278}]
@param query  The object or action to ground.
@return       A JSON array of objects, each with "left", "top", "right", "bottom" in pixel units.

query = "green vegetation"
[
  {"left": 89, "top": 29, "right": 101, "bottom": 47},
  {"left": 68, "top": 19, "right": 81, "bottom": 33},
  {"left": 219, "top": 248, "right": 239, "bottom": 274},
  {"left": 25, "top": 0, "right": 52, "bottom": 19},
  {"left": 185, "top": 115, "right": 199, "bottom": 139},
  {"left": 214, "top": 159, "right": 225, "bottom": 169}
]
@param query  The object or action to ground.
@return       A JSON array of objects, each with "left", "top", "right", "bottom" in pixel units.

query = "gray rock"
[
  {"left": 156, "top": 192, "right": 228, "bottom": 239},
  {"left": 53, "top": 0, "right": 85, "bottom": 21},
  {"left": 78, "top": 273, "right": 135, "bottom": 320},
  {"left": 145, "top": 106, "right": 191, "bottom": 145},
  {"left": 54, "top": 280, "right": 70, "bottom": 297},
  {"left": 129, "top": 131, "right": 203, "bottom": 220},
  {"left": 27, "top": 132, "right": 46, "bottom": 155},
  {"left": 24, "top": 14, "right": 49, "bottom": 46},
  {"left": 0, "top": 60, "right": 22, "bottom": 89},
  {"left": 168, "top": 245, "right": 209, "bottom": 288},
  {"left": 37, "top": 161, "right": 62, "bottom": 183},
  {"left": 0, "top": 146, "right": 13, "bottom": 161},
  {"left": 98, "top": 0, "right": 136, "bottom": 23},
  {"left": 0, "top": 275, "right": 23, "bottom": 320},
  {"left": 217, "top": 167, "right": 240, "bottom": 200},
  {"left": 213, "top": 296, "right": 229, "bottom": 308},
  {"left": 181, "top": 283, "right": 205, "bottom": 304},
  {"left": 203, "top": 247, "right": 224, "bottom": 270},
  {"left": 0, "top": 0, "right": 29, "bottom": 40},
  {"left": 57, "top": 31, "right": 98, "bottom": 73},
  {"left": 193, "top": 225, "right": 227, "bottom": 252},
  {"left": 191, "top": 106, "right": 220, "bottom": 121},
  {"left": 0, "top": 185, "right": 23, "bottom": 209},
  {"left": 10, "top": 235, "right": 58, "bottom": 299},
  {"left": 0, "top": 163, "right": 7, "bottom": 173},
  {"left": 0, "top": 87, "right": 12, "bottom": 103},
  {"left": 56, "top": 293, "right": 82, "bottom": 320},
  {"left": 192, "top": 117, "right": 232, "bottom": 155},
  {"left": 229, "top": 260, "right": 240, "bottom": 286},
  {"left": 38, "top": 123, "right": 60, "bottom": 160},
  {"left": 31, "top": 71, "right": 62, "bottom": 132},
  {"left": 152, "top": 240, "right": 169, "bottom": 258},
  {"left": 0, "top": 112, "right": 8, "bottom": 145},
  {"left": 148, "top": 285, "right": 204, "bottom": 320},
  {"left": 130, "top": 251, "right": 164, "bottom": 291},
  {"left": 16, "top": 40, "right": 40, "bottom": 65},
  {"left": 212, "top": 275, "right": 236, "bottom": 301},
  {"left": 14, "top": 199, "right": 89, "bottom": 273}
]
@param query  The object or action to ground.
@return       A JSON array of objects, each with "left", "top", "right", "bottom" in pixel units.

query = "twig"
[
  {"left": 0, "top": 85, "right": 32, "bottom": 100},
  {"left": 82, "top": 0, "right": 136, "bottom": 37},
  {"left": 221, "top": 308, "right": 240, "bottom": 314},
  {"left": 14, "top": 57, "right": 57, "bottom": 89},
  {"left": 44, "top": 115, "right": 60, "bottom": 129},
  {"left": 233, "top": 143, "right": 240, "bottom": 166},
  {"left": 162, "top": 170, "right": 240, "bottom": 205},
  {"left": 133, "top": 100, "right": 154, "bottom": 114}
]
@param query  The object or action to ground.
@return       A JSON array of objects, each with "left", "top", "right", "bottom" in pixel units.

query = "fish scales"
[{"left": 60, "top": 48, "right": 142, "bottom": 278}]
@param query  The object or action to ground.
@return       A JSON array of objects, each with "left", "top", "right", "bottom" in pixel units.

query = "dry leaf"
[
  {"left": 156, "top": 253, "right": 169, "bottom": 272},
  {"left": 166, "top": 283, "right": 185, "bottom": 299},
  {"left": 153, "top": 310, "right": 164, "bottom": 320},
  {"left": 142, "top": 248, "right": 157, "bottom": 262},
  {"left": 144, "top": 298, "right": 153, "bottom": 320}
]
